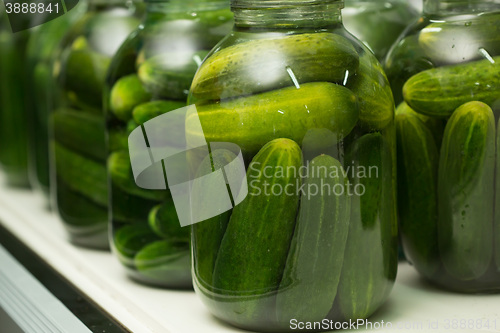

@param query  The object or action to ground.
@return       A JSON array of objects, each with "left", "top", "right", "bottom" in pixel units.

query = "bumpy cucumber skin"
[
  {"left": 347, "top": 51, "right": 394, "bottom": 131},
  {"left": 211, "top": 139, "right": 302, "bottom": 329},
  {"left": 187, "top": 82, "right": 359, "bottom": 156},
  {"left": 438, "top": 101, "right": 495, "bottom": 281},
  {"left": 418, "top": 13, "right": 500, "bottom": 66},
  {"left": 108, "top": 151, "right": 166, "bottom": 201},
  {"left": 403, "top": 56, "right": 500, "bottom": 117},
  {"left": 134, "top": 240, "right": 191, "bottom": 288},
  {"left": 52, "top": 109, "right": 106, "bottom": 161},
  {"left": 338, "top": 133, "right": 397, "bottom": 320},
  {"left": 110, "top": 74, "right": 152, "bottom": 122},
  {"left": 396, "top": 105, "right": 440, "bottom": 278},
  {"left": 132, "top": 100, "right": 186, "bottom": 125},
  {"left": 192, "top": 149, "right": 237, "bottom": 292},
  {"left": 191, "top": 33, "right": 359, "bottom": 100},
  {"left": 276, "top": 155, "right": 350, "bottom": 325},
  {"left": 53, "top": 143, "right": 108, "bottom": 207},
  {"left": 496, "top": 118, "right": 500, "bottom": 270},
  {"left": 138, "top": 51, "right": 209, "bottom": 100}
]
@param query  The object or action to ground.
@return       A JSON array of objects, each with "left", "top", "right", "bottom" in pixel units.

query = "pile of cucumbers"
[
  {"left": 396, "top": 51, "right": 500, "bottom": 289},
  {"left": 106, "top": 5, "right": 232, "bottom": 287},
  {"left": 187, "top": 31, "right": 398, "bottom": 329},
  {"left": 51, "top": 7, "right": 139, "bottom": 248}
]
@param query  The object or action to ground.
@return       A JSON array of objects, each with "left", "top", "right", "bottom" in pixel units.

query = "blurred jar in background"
[
  {"left": 25, "top": 1, "right": 87, "bottom": 200},
  {"left": 385, "top": 0, "right": 500, "bottom": 292},
  {"left": 105, "top": 0, "right": 233, "bottom": 288},
  {"left": 50, "top": 0, "right": 141, "bottom": 249},
  {"left": 0, "top": 3, "right": 30, "bottom": 187},
  {"left": 343, "top": 0, "right": 418, "bottom": 61}
]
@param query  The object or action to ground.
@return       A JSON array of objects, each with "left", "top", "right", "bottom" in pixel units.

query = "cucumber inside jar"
[
  {"left": 385, "top": 3, "right": 500, "bottom": 292},
  {"left": 188, "top": 14, "right": 397, "bottom": 329},
  {"left": 51, "top": 1, "right": 141, "bottom": 249},
  {"left": 105, "top": 0, "right": 233, "bottom": 288}
]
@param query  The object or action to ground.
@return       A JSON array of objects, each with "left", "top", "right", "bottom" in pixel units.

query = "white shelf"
[{"left": 1, "top": 177, "right": 499, "bottom": 333}]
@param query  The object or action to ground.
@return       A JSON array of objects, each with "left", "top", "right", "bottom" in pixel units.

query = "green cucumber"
[
  {"left": 52, "top": 109, "right": 106, "bottom": 161},
  {"left": 396, "top": 102, "right": 445, "bottom": 148},
  {"left": 338, "top": 132, "right": 395, "bottom": 320},
  {"left": 109, "top": 151, "right": 167, "bottom": 201},
  {"left": 138, "top": 50, "right": 209, "bottom": 100},
  {"left": 191, "top": 32, "right": 359, "bottom": 100},
  {"left": 58, "top": 180, "right": 107, "bottom": 229},
  {"left": 192, "top": 149, "right": 239, "bottom": 290},
  {"left": 438, "top": 101, "right": 495, "bottom": 281},
  {"left": 187, "top": 82, "right": 359, "bottom": 156},
  {"left": 111, "top": 184, "right": 160, "bottom": 224},
  {"left": 134, "top": 240, "right": 191, "bottom": 287},
  {"left": 496, "top": 118, "right": 500, "bottom": 270},
  {"left": 213, "top": 139, "right": 302, "bottom": 325},
  {"left": 53, "top": 143, "right": 108, "bottom": 207},
  {"left": 419, "top": 13, "right": 500, "bottom": 65},
  {"left": 132, "top": 100, "right": 186, "bottom": 125},
  {"left": 108, "top": 128, "right": 129, "bottom": 152},
  {"left": 403, "top": 56, "right": 500, "bottom": 117},
  {"left": 276, "top": 155, "right": 350, "bottom": 324},
  {"left": 347, "top": 51, "right": 394, "bottom": 130},
  {"left": 396, "top": 105, "right": 440, "bottom": 278},
  {"left": 59, "top": 49, "right": 111, "bottom": 108},
  {"left": 148, "top": 199, "right": 189, "bottom": 241},
  {"left": 110, "top": 74, "right": 152, "bottom": 122},
  {"left": 113, "top": 224, "right": 160, "bottom": 267}
]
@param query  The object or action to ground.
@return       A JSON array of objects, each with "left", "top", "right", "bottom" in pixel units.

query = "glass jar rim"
[{"left": 232, "top": 0, "right": 343, "bottom": 9}]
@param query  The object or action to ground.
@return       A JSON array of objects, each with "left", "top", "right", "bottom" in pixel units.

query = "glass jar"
[
  {"left": 188, "top": 0, "right": 398, "bottom": 330},
  {"left": 105, "top": 0, "right": 232, "bottom": 287},
  {"left": 343, "top": 0, "right": 418, "bottom": 61},
  {"left": 385, "top": 0, "right": 500, "bottom": 292},
  {"left": 0, "top": 6, "right": 30, "bottom": 187},
  {"left": 25, "top": 2, "right": 87, "bottom": 198},
  {"left": 50, "top": 0, "right": 140, "bottom": 249}
]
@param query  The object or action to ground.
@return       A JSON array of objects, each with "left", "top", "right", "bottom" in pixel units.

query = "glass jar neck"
[
  {"left": 144, "top": 1, "right": 228, "bottom": 20},
  {"left": 232, "top": 1, "right": 344, "bottom": 30},
  {"left": 87, "top": 0, "right": 138, "bottom": 11},
  {"left": 423, "top": 0, "right": 500, "bottom": 15}
]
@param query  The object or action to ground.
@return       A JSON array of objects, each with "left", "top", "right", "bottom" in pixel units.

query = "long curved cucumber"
[
  {"left": 396, "top": 104, "right": 440, "bottom": 278},
  {"left": 192, "top": 149, "right": 238, "bottom": 290},
  {"left": 134, "top": 240, "right": 191, "bottom": 287},
  {"left": 276, "top": 155, "right": 350, "bottom": 324},
  {"left": 53, "top": 143, "right": 107, "bottom": 207},
  {"left": 52, "top": 109, "right": 106, "bottom": 161},
  {"left": 338, "top": 132, "right": 395, "bottom": 320},
  {"left": 212, "top": 139, "right": 302, "bottom": 325},
  {"left": 191, "top": 32, "right": 359, "bottom": 100},
  {"left": 187, "top": 82, "right": 359, "bottom": 156},
  {"left": 438, "top": 101, "right": 495, "bottom": 281},
  {"left": 403, "top": 56, "right": 500, "bottom": 117}
]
